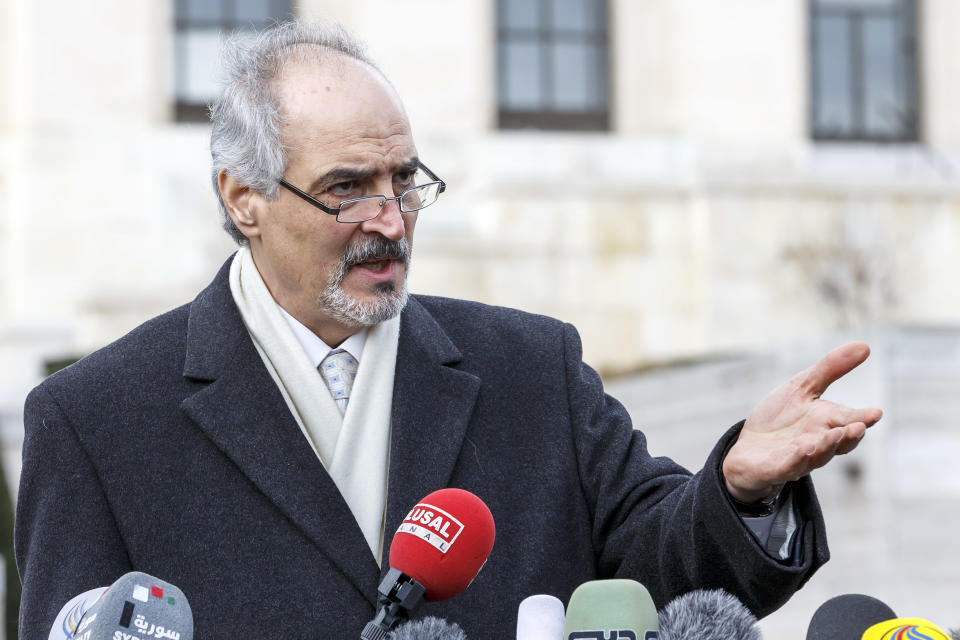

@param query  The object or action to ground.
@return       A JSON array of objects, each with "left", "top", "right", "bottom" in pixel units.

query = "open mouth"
[
  {"left": 353, "top": 257, "right": 395, "bottom": 273},
  {"left": 339, "top": 236, "right": 410, "bottom": 283}
]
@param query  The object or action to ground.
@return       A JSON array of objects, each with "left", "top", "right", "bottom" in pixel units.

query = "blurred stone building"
[{"left": 1, "top": 1, "right": 958, "bottom": 637}]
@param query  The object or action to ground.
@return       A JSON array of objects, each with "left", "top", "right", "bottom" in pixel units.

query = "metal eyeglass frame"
[{"left": 277, "top": 160, "right": 446, "bottom": 223}]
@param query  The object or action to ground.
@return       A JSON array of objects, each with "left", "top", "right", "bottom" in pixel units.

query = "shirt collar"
[{"left": 277, "top": 305, "right": 368, "bottom": 368}]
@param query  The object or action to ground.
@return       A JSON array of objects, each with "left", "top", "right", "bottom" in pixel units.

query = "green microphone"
[{"left": 563, "top": 579, "right": 661, "bottom": 640}]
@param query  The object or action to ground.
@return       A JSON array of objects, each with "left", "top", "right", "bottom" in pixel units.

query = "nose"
[{"left": 358, "top": 195, "right": 407, "bottom": 241}]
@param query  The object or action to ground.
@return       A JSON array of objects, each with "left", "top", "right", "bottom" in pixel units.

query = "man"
[{"left": 16, "top": 22, "right": 881, "bottom": 639}]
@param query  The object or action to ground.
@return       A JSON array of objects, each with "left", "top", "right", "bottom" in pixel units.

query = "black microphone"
[
  {"left": 48, "top": 572, "right": 193, "bottom": 640},
  {"left": 658, "top": 589, "right": 761, "bottom": 640},
  {"left": 805, "top": 594, "right": 896, "bottom": 640},
  {"left": 388, "top": 617, "right": 468, "bottom": 640}
]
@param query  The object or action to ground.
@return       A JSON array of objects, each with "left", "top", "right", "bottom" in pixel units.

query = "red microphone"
[
  {"left": 391, "top": 488, "right": 496, "bottom": 601},
  {"left": 360, "top": 488, "right": 495, "bottom": 639}
]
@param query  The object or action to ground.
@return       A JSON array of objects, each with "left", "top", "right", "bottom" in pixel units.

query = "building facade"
[{"left": 1, "top": 1, "right": 959, "bottom": 636}]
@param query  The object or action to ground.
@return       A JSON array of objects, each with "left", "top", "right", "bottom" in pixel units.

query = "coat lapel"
[
  {"left": 382, "top": 296, "right": 481, "bottom": 566},
  {"left": 178, "top": 258, "right": 380, "bottom": 607}
]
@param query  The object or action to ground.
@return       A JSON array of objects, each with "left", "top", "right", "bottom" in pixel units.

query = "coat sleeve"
[
  {"left": 16, "top": 384, "right": 133, "bottom": 638},
  {"left": 560, "top": 322, "right": 829, "bottom": 617}
]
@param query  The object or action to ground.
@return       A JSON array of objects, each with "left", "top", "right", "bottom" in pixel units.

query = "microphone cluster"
[{"left": 46, "top": 486, "right": 960, "bottom": 640}]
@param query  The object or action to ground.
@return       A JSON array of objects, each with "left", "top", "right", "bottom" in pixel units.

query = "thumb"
[{"left": 796, "top": 342, "right": 871, "bottom": 399}]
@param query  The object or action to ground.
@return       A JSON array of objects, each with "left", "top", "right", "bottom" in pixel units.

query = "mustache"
[{"left": 342, "top": 235, "right": 410, "bottom": 268}]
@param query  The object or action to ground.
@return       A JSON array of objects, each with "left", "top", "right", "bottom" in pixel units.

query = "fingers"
[
  {"left": 791, "top": 426, "right": 841, "bottom": 459},
  {"left": 792, "top": 422, "right": 867, "bottom": 473},
  {"left": 835, "top": 423, "right": 866, "bottom": 455},
  {"left": 796, "top": 342, "right": 871, "bottom": 399},
  {"left": 815, "top": 400, "right": 883, "bottom": 428}
]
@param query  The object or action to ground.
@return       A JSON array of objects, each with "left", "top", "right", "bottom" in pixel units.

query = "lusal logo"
[{"left": 396, "top": 503, "right": 465, "bottom": 553}]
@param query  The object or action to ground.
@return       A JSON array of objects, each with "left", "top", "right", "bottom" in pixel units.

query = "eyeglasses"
[{"left": 278, "top": 161, "right": 446, "bottom": 223}]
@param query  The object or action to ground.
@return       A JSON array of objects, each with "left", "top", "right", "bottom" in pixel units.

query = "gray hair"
[{"left": 209, "top": 21, "right": 378, "bottom": 244}]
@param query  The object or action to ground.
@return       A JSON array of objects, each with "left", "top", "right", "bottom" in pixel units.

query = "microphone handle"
[{"left": 360, "top": 568, "right": 427, "bottom": 640}]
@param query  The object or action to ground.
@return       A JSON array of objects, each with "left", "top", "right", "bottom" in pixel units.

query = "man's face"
[{"left": 240, "top": 57, "right": 419, "bottom": 343}]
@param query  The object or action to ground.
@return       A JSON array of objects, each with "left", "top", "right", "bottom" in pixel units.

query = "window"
[
  {"left": 496, "top": 0, "right": 610, "bottom": 131},
  {"left": 810, "top": 0, "right": 919, "bottom": 142},
  {"left": 173, "top": 0, "right": 293, "bottom": 122}
]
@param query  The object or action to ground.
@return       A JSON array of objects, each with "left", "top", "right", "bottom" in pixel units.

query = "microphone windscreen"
[
  {"left": 516, "top": 594, "right": 565, "bottom": 640},
  {"left": 862, "top": 618, "right": 952, "bottom": 640},
  {"left": 563, "top": 579, "right": 659, "bottom": 640},
  {"left": 48, "top": 587, "right": 108, "bottom": 640},
  {"left": 806, "top": 594, "right": 896, "bottom": 640},
  {"left": 64, "top": 571, "right": 193, "bottom": 640},
  {"left": 389, "top": 488, "right": 495, "bottom": 602},
  {"left": 658, "top": 589, "right": 761, "bottom": 640},
  {"left": 388, "top": 616, "right": 468, "bottom": 640}
]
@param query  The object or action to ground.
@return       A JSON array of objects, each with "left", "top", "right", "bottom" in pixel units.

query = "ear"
[{"left": 218, "top": 169, "right": 263, "bottom": 239}]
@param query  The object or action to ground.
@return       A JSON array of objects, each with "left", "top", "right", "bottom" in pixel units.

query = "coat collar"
[{"left": 179, "top": 256, "right": 481, "bottom": 600}]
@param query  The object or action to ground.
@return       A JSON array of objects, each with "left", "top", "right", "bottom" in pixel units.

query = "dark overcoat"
[{"left": 16, "top": 257, "right": 828, "bottom": 639}]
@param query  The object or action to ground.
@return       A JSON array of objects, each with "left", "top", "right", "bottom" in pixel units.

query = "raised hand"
[{"left": 721, "top": 342, "right": 883, "bottom": 504}]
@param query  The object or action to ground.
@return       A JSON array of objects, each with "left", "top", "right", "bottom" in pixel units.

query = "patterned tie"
[{"left": 318, "top": 349, "right": 359, "bottom": 415}]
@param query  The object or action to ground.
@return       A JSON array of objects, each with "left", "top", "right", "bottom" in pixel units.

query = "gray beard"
[{"left": 317, "top": 235, "right": 411, "bottom": 327}]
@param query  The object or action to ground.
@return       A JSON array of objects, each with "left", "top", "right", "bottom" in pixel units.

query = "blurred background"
[{"left": 1, "top": 0, "right": 958, "bottom": 637}]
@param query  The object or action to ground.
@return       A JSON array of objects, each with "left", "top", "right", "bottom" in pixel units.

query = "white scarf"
[{"left": 228, "top": 246, "right": 398, "bottom": 562}]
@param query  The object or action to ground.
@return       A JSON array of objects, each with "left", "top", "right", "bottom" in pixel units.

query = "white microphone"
[
  {"left": 516, "top": 594, "right": 565, "bottom": 640},
  {"left": 49, "top": 587, "right": 109, "bottom": 640}
]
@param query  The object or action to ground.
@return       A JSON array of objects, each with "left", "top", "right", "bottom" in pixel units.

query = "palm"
[{"left": 722, "top": 342, "right": 883, "bottom": 502}]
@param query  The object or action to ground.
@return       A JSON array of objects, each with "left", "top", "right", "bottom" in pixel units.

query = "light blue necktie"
[{"left": 318, "top": 349, "right": 359, "bottom": 415}]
